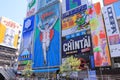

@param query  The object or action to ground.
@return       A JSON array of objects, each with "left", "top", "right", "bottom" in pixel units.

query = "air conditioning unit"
[{"left": 114, "top": 63, "right": 120, "bottom": 68}]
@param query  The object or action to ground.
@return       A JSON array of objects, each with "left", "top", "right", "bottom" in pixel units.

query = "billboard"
[
  {"left": 33, "top": 3, "right": 61, "bottom": 69},
  {"left": 103, "top": 5, "right": 120, "bottom": 57},
  {"left": 0, "top": 17, "right": 22, "bottom": 49},
  {"left": 89, "top": 2, "right": 111, "bottom": 67},
  {"left": 62, "top": 4, "right": 89, "bottom": 37},
  {"left": 62, "top": 33, "right": 92, "bottom": 70},
  {"left": 113, "top": 1, "right": 120, "bottom": 18},
  {"left": 37, "top": 0, "right": 59, "bottom": 10},
  {"left": 103, "top": 0, "right": 118, "bottom": 6},
  {"left": 62, "top": 0, "right": 88, "bottom": 14},
  {"left": 62, "top": 33, "right": 92, "bottom": 58},
  {"left": 19, "top": 15, "right": 35, "bottom": 61},
  {"left": 26, "top": 0, "right": 38, "bottom": 17},
  {"left": 61, "top": 2, "right": 92, "bottom": 70}
]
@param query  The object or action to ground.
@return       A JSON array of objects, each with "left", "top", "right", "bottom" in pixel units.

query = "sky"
[
  {"left": 0, "top": 0, "right": 102, "bottom": 25},
  {"left": 0, "top": 0, "right": 27, "bottom": 25}
]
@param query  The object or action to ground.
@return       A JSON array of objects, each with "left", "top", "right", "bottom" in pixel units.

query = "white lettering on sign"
[{"left": 63, "top": 36, "right": 91, "bottom": 52}]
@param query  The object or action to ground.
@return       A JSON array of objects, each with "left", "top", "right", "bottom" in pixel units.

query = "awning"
[{"left": 32, "top": 68, "right": 59, "bottom": 73}]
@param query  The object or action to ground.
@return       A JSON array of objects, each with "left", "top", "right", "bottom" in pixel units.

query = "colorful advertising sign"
[
  {"left": 62, "top": 0, "right": 88, "bottom": 14},
  {"left": 62, "top": 34, "right": 92, "bottom": 57},
  {"left": 26, "top": 0, "right": 38, "bottom": 17},
  {"left": 0, "top": 17, "right": 22, "bottom": 49},
  {"left": 62, "top": 4, "right": 90, "bottom": 37},
  {"left": 103, "top": 0, "right": 118, "bottom": 6},
  {"left": 89, "top": 2, "right": 111, "bottom": 67},
  {"left": 19, "top": 15, "right": 34, "bottom": 61},
  {"left": 61, "top": 55, "right": 89, "bottom": 72},
  {"left": 113, "top": 1, "right": 120, "bottom": 18},
  {"left": 37, "top": 0, "right": 59, "bottom": 10},
  {"left": 33, "top": 3, "right": 61, "bottom": 69},
  {"left": 103, "top": 5, "right": 120, "bottom": 57}
]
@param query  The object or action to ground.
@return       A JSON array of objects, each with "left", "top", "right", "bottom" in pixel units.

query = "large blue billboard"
[
  {"left": 19, "top": 15, "right": 34, "bottom": 61},
  {"left": 32, "top": 3, "right": 61, "bottom": 69}
]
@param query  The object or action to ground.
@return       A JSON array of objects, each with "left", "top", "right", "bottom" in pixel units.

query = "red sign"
[
  {"left": 103, "top": 0, "right": 118, "bottom": 6},
  {"left": 26, "top": 8, "right": 35, "bottom": 17},
  {"left": 41, "top": 11, "right": 54, "bottom": 20},
  {"left": 3, "top": 20, "right": 19, "bottom": 29}
]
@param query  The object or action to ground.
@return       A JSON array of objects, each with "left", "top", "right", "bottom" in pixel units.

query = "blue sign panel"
[
  {"left": 19, "top": 15, "right": 35, "bottom": 61},
  {"left": 62, "top": 0, "right": 88, "bottom": 13},
  {"left": 90, "top": 55, "right": 95, "bottom": 69},
  {"left": 33, "top": 3, "right": 61, "bottom": 69},
  {"left": 113, "top": 1, "right": 120, "bottom": 18}
]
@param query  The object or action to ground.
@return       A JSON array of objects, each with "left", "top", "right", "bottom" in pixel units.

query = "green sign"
[{"left": 28, "top": 0, "right": 36, "bottom": 9}]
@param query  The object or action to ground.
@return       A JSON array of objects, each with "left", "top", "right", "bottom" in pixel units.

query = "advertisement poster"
[
  {"left": 113, "top": 1, "right": 120, "bottom": 18},
  {"left": 33, "top": 3, "right": 61, "bottom": 69},
  {"left": 62, "top": 4, "right": 90, "bottom": 37},
  {"left": 26, "top": 0, "right": 38, "bottom": 17},
  {"left": 103, "top": 5, "right": 120, "bottom": 57},
  {"left": 62, "top": 0, "right": 88, "bottom": 14},
  {"left": 38, "top": 0, "right": 58, "bottom": 10},
  {"left": 89, "top": 2, "right": 111, "bottom": 67},
  {"left": 62, "top": 34, "right": 92, "bottom": 57},
  {"left": 19, "top": 15, "right": 34, "bottom": 61},
  {"left": 0, "top": 17, "right": 21, "bottom": 49},
  {"left": 61, "top": 55, "right": 89, "bottom": 72}
]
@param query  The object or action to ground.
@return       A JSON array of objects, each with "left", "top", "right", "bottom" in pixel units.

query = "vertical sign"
[
  {"left": 61, "top": 1, "right": 92, "bottom": 70},
  {"left": 62, "top": 0, "right": 88, "bottom": 14},
  {"left": 26, "top": 0, "right": 38, "bottom": 17},
  {"left": 19, "top": 15, "right": 34, "bottom": 61},
  {"left": 103, "top": 4, "right": 120, "bottom": 57},
  {"left": 33, "top": 3, "right": 61, "bottom": 69},
  {"left": 0, "top": 17, "right": 21, "bottom": 49},
  {"left": 89, "top": 2, "right": 111, "bottom": 67}
]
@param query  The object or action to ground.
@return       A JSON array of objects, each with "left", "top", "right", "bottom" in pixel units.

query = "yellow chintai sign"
[{"left": 0, "top": 17, "right": 21, "bottom": 49}]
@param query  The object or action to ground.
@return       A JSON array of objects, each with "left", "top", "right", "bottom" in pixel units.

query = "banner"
[
  {"left": 37, "top": 0, "right": 59, "bottom": 10},
  {"left": 62, "top": 0, "right": 88, "bottom": 14},
  {"left": 103, "top": 5, "right": 120, "bottom": 57},
  {"left": 0, "top": 17, "right": 22, "bottom": 49},
  {"left": 19, "top": 15, "right": 34, "bottom": 61},
  {"left": 33, "top": 3, "right": 61, "bottom": 69},
  {"left": 26, "top": 0, "right": 38, "bottom": 17},
  {"left": 62, "top": 4, "right": 90, "bottom": 37},
  {"left": 89, "top": 2, "right": 111, "bottom": 67}
]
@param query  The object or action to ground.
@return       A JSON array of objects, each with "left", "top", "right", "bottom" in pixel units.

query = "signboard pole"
[
  {"left": 87, "top": 66, "right": 90, "bottom": 80},
  {"left": 100, "top": 67, "right": 103, "bottom": 80}
]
